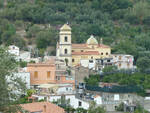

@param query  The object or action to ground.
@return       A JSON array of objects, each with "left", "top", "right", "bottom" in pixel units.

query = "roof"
[
  {"left": 72, "top": 51, "right": 99, "bottom": 55},
  {"left": 98, "top": 44, "right": 110, "bottom": 48},
  {"left": 72, "top": 43, "right": 110, "bottom": 49},
  {"left": 20, "top": 102, "right": 65, "bottom": 113},
  {"left": 86, "top": 35, "right": 98, "bottom": 45},
  {"left": 72, "top": 44, "right": 90, "bottom": 49},
  {"left": 60, "top": 24, "right": 71, "bottom": 31}
]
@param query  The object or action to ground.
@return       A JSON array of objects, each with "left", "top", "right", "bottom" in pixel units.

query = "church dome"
[
  {"left": 60, "top": 24, "right": 71, "bottom": 31},
  {"left": 86, "top": 35, "right": 98, "bottom": 45}
]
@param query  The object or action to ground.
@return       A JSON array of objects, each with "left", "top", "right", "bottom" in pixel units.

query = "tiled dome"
[{"left": 86, "top": 35, "right": 98, "bottom": 45}]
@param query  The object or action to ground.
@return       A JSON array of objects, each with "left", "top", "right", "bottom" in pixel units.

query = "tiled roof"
[
  {"left": 20, "top": 102, "right": 65, "bottom": 113},
  {"left": 72, "top": 44, "right": 90, "bottom": 49},
  {"left": 60, "top": 24, "right": 71, "bottom": 31},
  {"left": 72, "top": 43, "right": 110, "bottom": 49},
  {"left": 72, "top": 51, "right": 99, "bottom": 55}
]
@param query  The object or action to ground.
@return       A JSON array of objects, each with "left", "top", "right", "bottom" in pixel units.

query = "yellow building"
[{"left": 56, "top": 24, "right": 111, "bottom": 67}]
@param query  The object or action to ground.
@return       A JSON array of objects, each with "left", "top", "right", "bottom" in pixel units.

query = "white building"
[
  {"left": 111, "top": 54, "right": 134, "bottom": 69},
  {"left": 80, "top": 59, "right": 96, "bottom": 70},
  {"left": 49, "top": 94, "right": 90, "bottom": 110},
  {"left": 18, "top": 51, "right": 31, "bottom": 62},
  {"left": 8, "top": 45, "right": 19, "bottom": 56}
]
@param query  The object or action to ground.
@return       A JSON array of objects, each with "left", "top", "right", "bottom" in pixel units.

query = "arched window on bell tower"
[
  {"left": 65, "top": 36, "right": 68, "bottom": 42},
  {"left": 65, "top": 49, "right": 68, "bottom": 54}
]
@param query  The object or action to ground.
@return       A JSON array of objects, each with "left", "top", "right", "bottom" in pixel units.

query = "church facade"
[{"left": 56, "top": 24, "right": 111, "bottom": 67}]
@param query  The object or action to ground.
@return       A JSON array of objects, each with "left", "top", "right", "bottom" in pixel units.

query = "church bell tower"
[{"left": 58, "top": 24, "right": 72, "bottom": 66}]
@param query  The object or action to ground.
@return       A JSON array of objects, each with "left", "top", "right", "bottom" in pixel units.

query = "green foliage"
[
  {"left": 27, "top": 89, "right": 36, "bottom": 97},
  {"left": 84, "top": 75, "right": 100, "bottom": 86},
  {"left": 76, "top": 107, "right": 87, "bottom": 113},
  {"left": 102, "top": 65, "right": 117, "bottom": 73},
  {"left": 136, "top": 56, "right": 150, "bottom": 72},
  {"left": 88, "top": 101, "right": 106, "bottom": 113},
  {"left": 0, "top": 47, "right": 26, "bottom": 112},
  {"left": 115, "top": 102, "right": 124, "bottom": 111},
  {"left": 19, "top": 61, "right": 27, "bottom": 68},
  {"left": 26, "top": 24, "right": 42, "bottom": 38},
  {"left": 134, "top": 104, "right": 149, "bottom": 113},
  {"left": 36, "top": 29, "right": 56, "bottom": 49},
  {"left": 130, "top": 1, "right": 150, "bottom": 25}
]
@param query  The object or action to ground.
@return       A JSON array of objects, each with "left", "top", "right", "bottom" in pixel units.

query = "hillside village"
[
  {"left": 1, "top": 0, "right": 150, "bottom": 113},
  {"left": 5, "top": 24, "right": 150, "bottom": 113}
]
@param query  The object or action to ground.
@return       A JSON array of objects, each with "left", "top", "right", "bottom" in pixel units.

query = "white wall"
[
  {"left": 18, "top": 52, "right": 31, "bottom": 62},
  {"left": 56, "top": 86, "right": 73, "bottom": 94},
  {"left": 49, "top": 95, "right": 90, "bottom": 110},
  {"left": 94, "top": 96, "right": 102, "bottom": 105},
  {"left": 8, "top": 45, "right": 19, "bottom": 56},
  {"left": 80, "top": 60, "right": 89, "bottom": 67}
]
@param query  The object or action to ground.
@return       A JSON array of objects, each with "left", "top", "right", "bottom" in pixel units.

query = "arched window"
[
  {"left": 106, "top": 52, "right": 108, "bottom": 55},
  {"left": 101, "top": 52, "right": 103, "bottom": 55},
  {"left": 65, "top": 36, "right": 68, "bottom": 42},
  {"left": 65, "top": 49, "right": 68, "bottom": 54}
]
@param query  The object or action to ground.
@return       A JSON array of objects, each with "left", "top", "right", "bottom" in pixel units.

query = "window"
[
  {"left": 34, "top": 71, "right": 38, "bottom": 79},
  {"left": 56, "top": 76, "right": 60, "bottom": 80},
  {"left": 47, "top": 71, "right": 51, "bottom": 79},
  {"left": 64, "top": 36, "right": 68, "bottom": 42},
  {"left": 72, "top": 59, "right": 75, "bottom": 62},
  {"left": 89, "top": 60, "right": 93, "bottom": 63},
  {"left": 78, "top": 101, "right": 82, "bottom": 106},
  {"left": 106, "top": 52, "right": 108, "bottom": 55},
  {"left": 91, "top": 56, "right": 93, "bottom": 59},
  {"left": 72, "top": 50, "right": 74, "bottom": 52},
  {"left": 81, "top": 50, "right": 83, "bottom": 52},
  {"left": 66, "top": 87, "right": 68, "bottom": 91},
  {"left": 101, "top": 52, "right": 103, "bottom": 55},
  {"left": 107, "top": 60, "right": 110, "bottom": 62},
  {"left": 65, "top": 49, "right": 68, "bottom": 54}
]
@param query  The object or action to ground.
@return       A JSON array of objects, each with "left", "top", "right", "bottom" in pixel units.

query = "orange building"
[
  {"left": 27, "top": 58, "right": 75, "bottom": 86},
  {"left": 19, "top": 102, "right": 65, "bottom": 113}
]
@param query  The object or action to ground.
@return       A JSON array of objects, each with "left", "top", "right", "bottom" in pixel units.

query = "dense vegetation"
[
  {"left": 0, "top": 0, "right": 149, "bottom": 62},
  {"left": 0, "top": 47, "right": 26, "bottom": 112},
  {"left": 85, "top": 66, "right": 150, "bottom": 96}
]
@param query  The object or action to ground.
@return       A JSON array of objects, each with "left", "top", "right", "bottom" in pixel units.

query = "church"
[{"left": 56, "top": 24, "right": 111, "bottom": 67}]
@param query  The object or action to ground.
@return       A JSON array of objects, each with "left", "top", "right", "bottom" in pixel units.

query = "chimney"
[{"left": 43, "top": 105, "right": 46, "bottom": 113}]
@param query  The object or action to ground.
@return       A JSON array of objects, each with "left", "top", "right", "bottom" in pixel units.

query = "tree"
[
  {"left": 102, "top": 65, "right": 117, "bottom": 73},
  {"left": 84, "top": 75, "right": 100, "bottom": 86},
  {"left": 136, "top": 56, "right": 150, "bottom": 72},
  {"left": 134, "top": 104, "right": 149, "bottom": 113},
  {"left": 0, "top": 47, "right": 26, "bottom": 113},
  {"left": 88, "top": 101, "right": 106, "bottom": 113},
  {"left": 35, "top": 29, "right": 56, "bottom": 49},
  {"left": 131, "top": 1, "right": 150, "bottom": 24}
]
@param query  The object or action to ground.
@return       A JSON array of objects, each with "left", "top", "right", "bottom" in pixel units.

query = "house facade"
[
  {"left": 27, "top": 58, "right": 75, "bottom": 86},
  {"left": 111, "top": 54, "right": 134, "bottom": 69}
]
